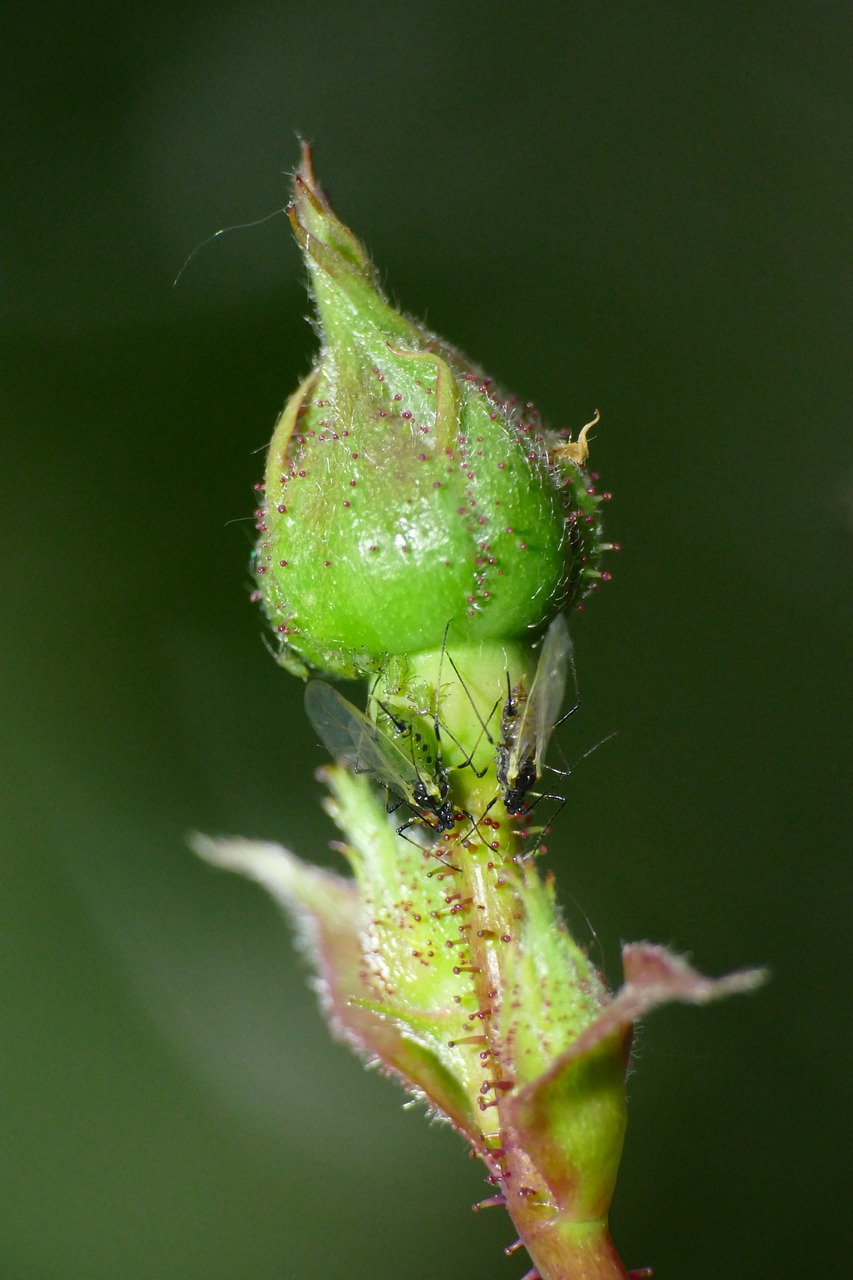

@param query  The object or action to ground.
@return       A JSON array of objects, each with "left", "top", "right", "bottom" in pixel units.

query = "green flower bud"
[{"left": 254, "top": 144, "right": 606, "bottom": 678}]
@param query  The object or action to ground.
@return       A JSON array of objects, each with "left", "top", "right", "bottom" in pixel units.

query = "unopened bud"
[{"left": 254, "top": 144, "right": 605, "bottom": 677}]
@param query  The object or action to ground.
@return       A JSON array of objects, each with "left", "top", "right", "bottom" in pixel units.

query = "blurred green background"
[{"left": 2, "top": 3, "right": 850, "bottom": 1277}]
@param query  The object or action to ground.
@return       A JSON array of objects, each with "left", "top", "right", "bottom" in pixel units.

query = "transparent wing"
[
  {"left": 305, "top": 680, "right": 421, "bottom": 802},
  {"left": 513, "top": 614, "right": 572, "bottom": 780}
]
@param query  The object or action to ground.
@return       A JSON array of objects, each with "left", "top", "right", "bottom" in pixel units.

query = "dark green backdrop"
[{"left": 3, "top": 4, "right": 849, "bottom": 1277}]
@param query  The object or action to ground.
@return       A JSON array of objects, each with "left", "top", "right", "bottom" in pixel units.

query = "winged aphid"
[
  {"left": 304, "top": 680, "right": 455, "bottom": 833},
  {"left": 496, "top": 613, "right": 578, "bottom": 815}
]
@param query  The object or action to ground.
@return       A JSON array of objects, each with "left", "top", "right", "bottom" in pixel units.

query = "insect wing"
[
  {"left": 531, "top": 613, "right": 573, "bottom": 774},
  {"left": 305, "top": 680, "right": 421, "bottom": 803},
  {"left": 512, "top": 614, "right": 573, "bottom": 780}
]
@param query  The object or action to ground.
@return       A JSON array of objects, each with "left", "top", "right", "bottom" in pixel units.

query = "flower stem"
[{"left": 371, "top": 644, "right": 629, "bottom": 1279}]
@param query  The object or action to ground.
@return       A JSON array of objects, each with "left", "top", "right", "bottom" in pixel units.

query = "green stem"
[
  {"left": 369, "top": 642, "right": 627, "bottom": 1280},
  {"left": 453, "top": 802, "right": 627, "bottom": 1280}
]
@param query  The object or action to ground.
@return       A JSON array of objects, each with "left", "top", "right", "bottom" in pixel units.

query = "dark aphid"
[
  {"left": 305, "top": 680, "right": 455, "bottom": 832},
  {"left": 496, "top": 614, "right": 576, "bottom": 815}
]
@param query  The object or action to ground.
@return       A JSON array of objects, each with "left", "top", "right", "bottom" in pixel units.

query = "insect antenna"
[{"left": 442, "top": 651, "right": 501, "bottom": 779}]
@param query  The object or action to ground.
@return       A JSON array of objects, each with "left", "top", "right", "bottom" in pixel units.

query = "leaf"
[
  {"left": 192, "top": 834, "right": 476, "bottom": 1136},
  {"left": 503, "top": 945, "right": 766, "bottom": 1218}
]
